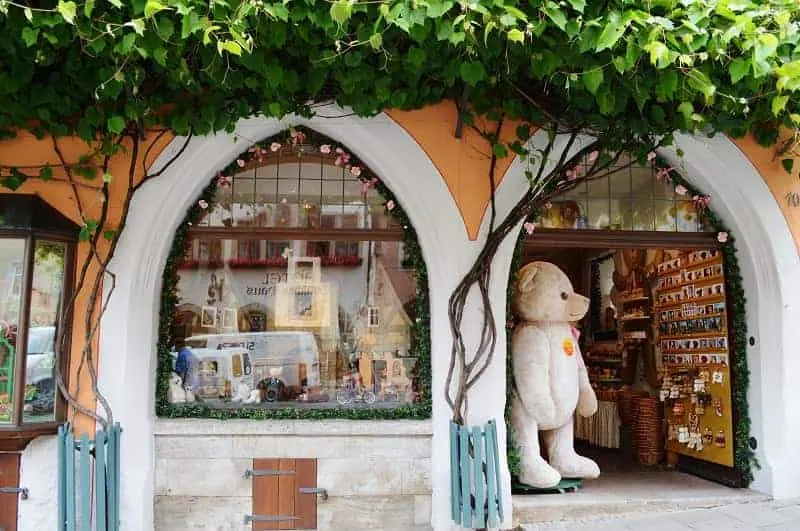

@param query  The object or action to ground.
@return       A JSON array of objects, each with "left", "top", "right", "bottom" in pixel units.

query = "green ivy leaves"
[
  {"left": 0, "top": 0, "right": 799, "bottom": 169},
  {"left": 56, "top": 0, "right": 77, "bottom": 24}
]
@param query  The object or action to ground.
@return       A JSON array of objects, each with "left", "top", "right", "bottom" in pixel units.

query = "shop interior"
[{"left": 516, "top": 238, "right": 761, "bottom": 510}]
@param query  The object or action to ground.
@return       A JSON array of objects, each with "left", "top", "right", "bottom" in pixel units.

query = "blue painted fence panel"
[
  {"left": 57, "top": 423, "right": 122, "bottom": 531},
  {"left": 449, "top": 419, "right": 504, "bottom": 528}
]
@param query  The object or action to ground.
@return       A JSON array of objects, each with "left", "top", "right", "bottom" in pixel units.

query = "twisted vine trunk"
[{"left": 443, "top": 129, "right": 646, "bottom": 424}]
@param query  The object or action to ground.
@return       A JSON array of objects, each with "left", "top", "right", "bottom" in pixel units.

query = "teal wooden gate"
[
  {"left": 57, "top": 423, "right": 122, "bottom": 531},
  {"left": 450, "top": 419, "right": 504, "bottom": 529}
]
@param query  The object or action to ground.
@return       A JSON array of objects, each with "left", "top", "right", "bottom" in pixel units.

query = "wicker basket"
[
  {"left": 634, "top": 396, "right": 664, "bottom": 466},
  {"left": 618, "top": 388, "right": 633, "bottom": 425}
]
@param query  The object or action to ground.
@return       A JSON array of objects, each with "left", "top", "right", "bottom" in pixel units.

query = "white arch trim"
[
  {"left": 97, "top": 109, "right": 476, "bottom": 531},
  {"left": 492, "top": 131, "right": 800, "bottom": 499}
]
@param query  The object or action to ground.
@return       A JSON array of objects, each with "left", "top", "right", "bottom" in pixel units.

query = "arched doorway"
[{"left": 499, "top": 135, "right": 800, "bottom": 523}]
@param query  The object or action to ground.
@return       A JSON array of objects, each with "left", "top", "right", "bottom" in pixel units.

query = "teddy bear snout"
[{"left": 566, "top": 293, "right": 589, "bottom": 321}]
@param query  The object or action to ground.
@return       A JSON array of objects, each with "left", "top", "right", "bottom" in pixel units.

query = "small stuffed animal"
[
  {"left": 231, "top": 382, "right": 252, "bottom": 403},
  {"left": 184, "top": 386, "right": 196, "bottom": 403},
  {"left": 167, "top": 373, "right": 186, "bottom": 404},
  {"left": 510, "top": 261, "right": 600, "bottom": 488},
  {"left": 243, "top": 389, "right": 261, "bottom": 405}
]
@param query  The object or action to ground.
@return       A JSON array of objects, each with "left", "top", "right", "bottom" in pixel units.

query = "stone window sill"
[{"left": 154, "top": 418, "right": 433, "bottom": 437}]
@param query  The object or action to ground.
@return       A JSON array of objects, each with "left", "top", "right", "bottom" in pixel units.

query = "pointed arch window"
[{"left": 167, "top": 129, "right": 428, "bottom": 413}]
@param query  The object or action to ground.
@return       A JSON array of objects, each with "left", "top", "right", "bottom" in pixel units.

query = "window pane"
[
  {"left": 631, "top": 197, "right": 656, "bottom": 231},
  {"left": 610, "top": 199, "right": 633, "bottom": 230},
  {"left": 24, "top": 241, "right": 66, "bottom": 423},
  {"left": 0, "top": 239, "right": 24, "bottom": 424},
  {"left": 586, "top": 199, "right": 610, "bottom": 229},
  {"left": 676, "top": 201, "right": 700, "bottom": 232},
  {"left": 608, "top": 167, "right": 631, "bottom": 197},
  {"left": 171, "top": 238, "right": 420, "bottom": 410},
  {"left": 655, "top": 200, "right": 677, "bottom": 231},
  {"left": 587, "top": 175, "right": 609, "bottom": 198}
]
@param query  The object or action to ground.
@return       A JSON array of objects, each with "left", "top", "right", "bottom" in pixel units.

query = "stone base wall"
[{"left": 154, "top": 419, "right": 432, "bottom": 530}]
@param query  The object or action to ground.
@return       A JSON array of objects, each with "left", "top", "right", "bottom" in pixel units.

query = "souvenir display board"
[{"left": 653, "top": 250, "right": 734, "bottom": 467}]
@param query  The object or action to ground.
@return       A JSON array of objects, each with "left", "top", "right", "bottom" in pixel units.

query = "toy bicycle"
[{"left": 336, "top": 381, "right": 376, "bottom": 405}]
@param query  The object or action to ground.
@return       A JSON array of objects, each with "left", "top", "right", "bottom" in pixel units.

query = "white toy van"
[
  {"left": 186, "top": 347, "right": 252, "bottom": 399},
  {"left": 185, "top": 331, "right": 321, "bottom": 395}
]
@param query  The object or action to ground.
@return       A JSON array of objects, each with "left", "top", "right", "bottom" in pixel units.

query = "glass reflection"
[
  {"left": 536, "top": 160, "right": 706, "bottom": 232},
  {"left": 171, "top": 238, "right": 420, "bottom": 409},
  {"left": 0, "top": 239, "right": 24, "bottom": 423},
  {"left": 24, "top": 241, "right": 66, "bottom": 422}
]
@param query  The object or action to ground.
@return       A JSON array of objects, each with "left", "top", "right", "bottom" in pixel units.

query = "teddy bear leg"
[
  {"left": 512, "top": 401, "right": 562, "bottom": 488},
  {"left": 544, "top": 419, "right": 600, "bottom": 479}
]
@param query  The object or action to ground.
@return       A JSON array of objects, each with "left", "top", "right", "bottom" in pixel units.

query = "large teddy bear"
[{"left": 510, "top": 261, "right": 600, "bottom": 488}]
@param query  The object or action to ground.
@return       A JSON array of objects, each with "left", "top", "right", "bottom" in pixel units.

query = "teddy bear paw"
[
  {"left": 519, "top": 460, "right": 562, "bottom": 488},
  {"left": 550, "top": 455, "right": 600, "bottom": 479}
]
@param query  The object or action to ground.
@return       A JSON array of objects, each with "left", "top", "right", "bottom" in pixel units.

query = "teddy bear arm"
[
  {"left": 576, "top": 367, "right": 598, "bottom": 417},
  {"left": 512, "top": 328, "right": 557, "bottom": 422}
]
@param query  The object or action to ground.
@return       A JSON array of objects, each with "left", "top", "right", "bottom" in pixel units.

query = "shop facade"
[{"left": 1, "top": 103, "right": 800, "bottom": 530}]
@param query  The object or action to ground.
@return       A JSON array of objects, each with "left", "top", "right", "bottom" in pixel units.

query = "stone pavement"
[{"left": 522, "top": 499, "right": 800, "bottom": 530}]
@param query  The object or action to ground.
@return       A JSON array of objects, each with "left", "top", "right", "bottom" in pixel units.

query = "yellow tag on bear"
[{"left": 562, "top": 338, "right": 575, "bottom": 357}]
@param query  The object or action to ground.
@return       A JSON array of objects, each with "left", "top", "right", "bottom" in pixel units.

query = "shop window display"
[
  {"left": 164, "top": 130, "right": 426, "bottom": 412},
  {"left": 0, "top": 195, "right": 77, "bottom": 445}
]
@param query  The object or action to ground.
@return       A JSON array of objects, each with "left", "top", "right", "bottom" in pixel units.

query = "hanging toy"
[
  {"left": 702, "top": 427, "right": 713, "bottom": 445},
  {"left": 693, "top": 377, "right": 706, "bottom": 393}
]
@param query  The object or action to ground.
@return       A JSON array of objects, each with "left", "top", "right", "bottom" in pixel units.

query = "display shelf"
[
  {"left": 586, "top": 358, "right": 624, "bottom": 364},
  {"left": 654, "top": 293, "right": 726, "bottom": 310},
  {"left": 663, "top": 362, "right": 729, "bottom": 369},
  {"left": 620, "top": 296, "right": 649, "bottom": 303},
  {"left": 595, "top": 377, "right": 624, "bottom": 383},
  {"left": 655, "top": 274, "right": 725, "bottom": 294},
  {"left": 660, "top": 347, "right": 728, "bottom": 355},
  {"left": 683, "top": 253, "right": 724, "bottom": 269},
  {"left": 658, "top": 330, "right": 728, "bottom": 341},
  {"left": 658, "top": 311, "right": 726, "bottom": 325},
  {"left": 619, "top": 315, "right": 650, "bottom": 321}
]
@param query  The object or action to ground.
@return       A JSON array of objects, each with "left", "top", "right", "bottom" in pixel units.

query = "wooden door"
[
  {"left": 0, "top": 453, "right": 20, "bottom": 531},
  {"left": 251, "top": 458, "right": 317, "bottom": 530}
]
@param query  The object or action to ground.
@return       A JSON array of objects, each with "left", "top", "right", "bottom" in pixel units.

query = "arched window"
[
  {"left": 0, "top": 195, "right": 77, "bottom": 450},
  {"left": 163, "top": 128, "right": 428, "bottom": 414}
]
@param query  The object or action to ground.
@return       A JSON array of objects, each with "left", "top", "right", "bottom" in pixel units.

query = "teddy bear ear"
[{"left": 517, "top": 264, "right": 541, "bottom": 293}]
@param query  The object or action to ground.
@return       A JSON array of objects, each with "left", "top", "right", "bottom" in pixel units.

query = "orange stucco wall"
[
  {"left": 732, "top": 134, "right": 800, "bottom": 252},
  {"left": 388, "top": 102, "right": 524, "bottom": 240},
  {"left": 0, "top": 131, "right": 172, "bottom": 435},
  {"left": 2, "top": 104, "right": 799, "bottom": 436}
]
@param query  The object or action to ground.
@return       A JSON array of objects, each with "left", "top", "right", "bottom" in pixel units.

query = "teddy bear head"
[{"left": 514, "top": 261, "right": 589, "bottom": 323}]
